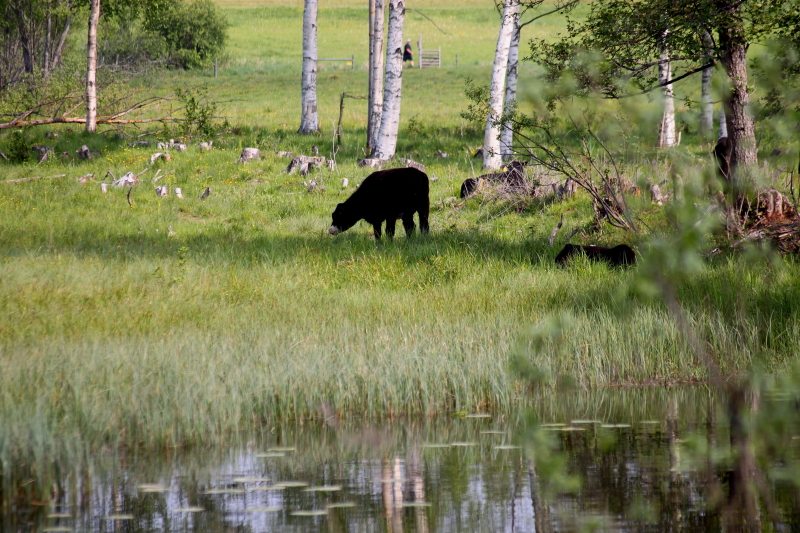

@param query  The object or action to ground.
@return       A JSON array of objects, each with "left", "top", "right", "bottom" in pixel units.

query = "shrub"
[{"left": 144, "top": 0, "right": 228, "bottom": 69}]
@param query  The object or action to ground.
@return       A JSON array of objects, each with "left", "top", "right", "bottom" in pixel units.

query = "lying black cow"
[
  {"left": 555, "top": 244, "right": 636, "bottom": 267},
  {"left": 460, "top": 160, "right": 527, "bottom": 198},
  {"left": 328, "top": 167, "right": 430, "bottom": 240}
]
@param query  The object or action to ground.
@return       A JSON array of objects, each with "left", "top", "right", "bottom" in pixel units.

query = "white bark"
[
  {"left": 368, "top": 0, "right": 386, "bottom": 150},
  {"left": 85, "top": 0, "right": 100, "bottom": 133},
  {"left": 657, "top": 36, "right": 677, "bottom": 148},
  {"left": 299, "top": 0, "right": 319, "bottom": 134},
  {"left": 718, "top": 106, "right": 728, "bottom": 140},
  {"left": 500, "top": 15, "right": 520, "bottom": 161},
  {"left": 483, "top": 0, "right": 519, "bottom": 170},
  {"left": 371, "top": 0, "right": 404, "bottom": 160},
  {"left": 699, "top": 32, "right": 714, "bottom": 135}
]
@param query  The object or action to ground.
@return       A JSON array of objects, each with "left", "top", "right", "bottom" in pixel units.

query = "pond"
[{"left": 4, "top": 386, "right": 799, "bottom": 532}]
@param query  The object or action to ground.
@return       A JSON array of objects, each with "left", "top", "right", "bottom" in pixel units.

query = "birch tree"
[
  {"left": 657, "top": 33, "right": 676, "bottom": 148},
  {"left": 500, "top": 13, "right": 520, "bottom": 161},
  {"left": 298, "top": 0, "right": 319, "bottom": 134},
  {"left": 371, "top": 0, "right": 404, "bottom": 160},
  {"left": 483, "top": 0, "right": 518, "bottom": 170},
  {"left": 699, "top": 32, "right": 714, "bottom": 135},
  {"left": 367, "top": 0, "right": 385, "bottom": 150},
  {"left": 85, "top": 0, "right": 100, "bottom": 133}
]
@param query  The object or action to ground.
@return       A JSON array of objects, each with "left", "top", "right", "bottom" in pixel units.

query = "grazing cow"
[
  {"left": 328, "top": 167, "right": 430, "bottom": 240},
  {"left": 460, "top": 160, "right": 527, "bottom": 198},
  {"left": 555, "top": 244, "right": 636, "bottom": 267}
]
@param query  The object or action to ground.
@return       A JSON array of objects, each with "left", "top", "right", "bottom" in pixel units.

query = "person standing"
[{"left": 403, "top": 39, "right": 414, "bottom": 68}]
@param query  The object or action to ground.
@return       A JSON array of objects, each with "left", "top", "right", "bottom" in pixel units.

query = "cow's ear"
[{"left": 336, "top": 203, "right": 343, "bottom": 209}]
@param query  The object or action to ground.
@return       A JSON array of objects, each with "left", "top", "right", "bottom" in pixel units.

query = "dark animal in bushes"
[
  {"left": 555, "top": 244, "right": 636, "bottom": 267},
  {"left": 460, "top": 160, "right": 527, "bottom": 198},
  {"left": 713, "top": 136, "right": 733, "bottom": 182},
  {"left": 328, "top": 167, "right": 430, "bottom": 240}
]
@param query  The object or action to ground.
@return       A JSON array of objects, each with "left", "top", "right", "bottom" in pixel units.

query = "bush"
[{"left": 144, "top": 0, "right": 228, "bottom": 69}]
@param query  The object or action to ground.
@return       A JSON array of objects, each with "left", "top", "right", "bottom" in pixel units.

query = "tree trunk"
[
  {"left": 368, "top": 0, "right": 386, "bottom": 150},
  {"left": 657, "top": 35, "right": 677, "bottom": 148},
  {"left": 298, "top": 0, "right": 319, "bottom": 134},
  {"left": 371, "top": 0, "right": 404, "bottom": 160},
  {"left": 10, "top": 5, "right": 33, "bottom": 74},
  {"left": 483, "top": 0, "right": 518, "bottom": 170},
  {"left": 500, "top": 15, "right": 520, "bottom": 161},
  {"left": 716, "top": 5, "right": 757, "bottom": 178},
  {"left": 52, "top": 16, "right": 72, "bottom": 71},
  {"left": 85, "top": 0, "right": 100, "bottom": 133},
  {"left": 44, "top": 5, "right": 52, "bottom": 77},
  {"left": 699, "top": 32, "right": 714, "bottom": 136},
  {"left": 719, "top": 106, "right": 728, "bottom": 140}
]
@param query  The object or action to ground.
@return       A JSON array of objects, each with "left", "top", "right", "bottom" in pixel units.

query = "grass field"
[{"left": 1, "top": 0, "right": 799, "bottom": 490}]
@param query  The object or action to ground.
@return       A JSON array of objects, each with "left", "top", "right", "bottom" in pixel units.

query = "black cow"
[
  {"left": 460, "top": 160, "right": 527, "bottom": 198},
  {"left": 555, "top": 244, "right": 636, "bottom": 267}
]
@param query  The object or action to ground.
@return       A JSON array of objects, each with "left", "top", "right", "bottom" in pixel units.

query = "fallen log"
[{"left": 4, "top": 174, "right": 67, "bottom": 184}]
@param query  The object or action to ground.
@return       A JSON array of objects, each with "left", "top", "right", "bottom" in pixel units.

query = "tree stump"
[
  {"left": 32, "top": 145, "right": 52, "bottom": 162},
  {"left": 155, "top": 185, "right": 168, "bottom": 197},
  {"left": 276, "top": 151, "right": 295, "bottom": 158},
  {"left": 286, "top": 155, "right": 326, "bottom": 174},
  {"left": 434, "top": 150, "right": 449, "bottom": 158},
  {"left": 174, "top": 187, "right": 183, "bottom": 198},
  {"left": 128, "top": 141, "right": 150, "bottom": 148},
  {"left": 149, "top": 153, "right": 172, "bottom": 165},
  {"left": 357, "top": 158, "right": 384, "bottom": 169},
  {"left": 197, "top": 142, "right": 213, "bottom": 151},
  {"left": 237, "top": 148, "right": 261, "bottom": 163},
  {"left": 342, "top": 178, "right": 349, "bottom": 188},
  {"left": 397, "top": 158, "right": 425, "bottom": 172},
  {"left": 77, "top": 145, "right": 92, "bottom": 160}
]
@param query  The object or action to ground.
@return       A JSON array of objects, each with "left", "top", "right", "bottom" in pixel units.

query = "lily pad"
[
  {"left": 275, "top": 481, "right": 309, "bottom": 488},
  {"left": 268, "top": 447, "right": 296, "bottom": 452},
  {"left": 380, "top": 478, "right": 407, "bottom": 483},
  {"left": 571, "top": 420, "right": 602, "bottom": 425},
  {"left": 104, "top": 515, "right": 134, "bottom": 520},
  {"left": 465, "top": 414, "right": 491, "bottom": 418},
  {"left": 291, "top": 510, "right": 328, "bottom": 517},
  {"left": 304, "top": 485, "right": 342, "bottom": 492},
  {"left": 494, "top": 445, "right": 521, "bottom": 450},
  {"left": 422, "top": 443, "right": 451, "bottom": 448},
  {"left": 541, "top": 423, "right": 566, "bottom": 427},
  {"left": 480, "top": 430, "right": 506, "bottom": 435},
  {"left": 249, "top": 485, "right": 285, "bottom": 491},
  {"left": 203, "top": 489, "right": 245, "bottom": 495},
  {"left": 396, "top": 502, "right": 431, "bottom": 507},
  {"left": 174, "top": 507, "right": 205, "bottom": 513},
  {"left": 450, "top": 442, "right": 478, "bottom": 447},
  {"left": 326, "top": 502, "right": 356, "bottom": 509},
  {"left": 232, "top": 477, "right": 272, "bottom": 484},
  {"left": 256, "top": 452, "right": 286, "bottom": 458},
  {"left": 245, "top": 507, "right": 281, "bottom": 513},
  {"left": 47, "top": 513, "right": 72, "bottom": 518},
  {"left": 43, "top": 527, "right": 72, "bottom": 532},
  {"left": 138, "top": 484, "right": 168, "bottom": 493}
]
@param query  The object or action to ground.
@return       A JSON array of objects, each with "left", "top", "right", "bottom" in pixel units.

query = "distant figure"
[
  {"left": 555, "top": 244, "right": 636, "bottom": 268},
  {"left": 713, "top": 136, "right": 733, "bottom": 182},
  {"left": 403, "top": 39, "right": 414, "bottom": 68}
]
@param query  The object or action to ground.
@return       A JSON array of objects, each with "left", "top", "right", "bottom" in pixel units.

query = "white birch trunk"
[
  {"left": 500, "top": 15, "right": 520, "bottom": 161},
  {"left": 368, "top": 0, "right": 386, "bottom": 150},
  {"left": 483, "top": 0, "right": 518, "bottom": 170},
  {"left": 298, "top": 0, "right": 319, "bottom": 134},
  {"left": 718, "top": 106, "right": 728, "bottom": 140},
  {"left": 85, "top": 0, "right": 100, "bottom": 133},
  {"left": 657, "top": 37, "right": 676, "bottom": 148},
  {"left": 699, "top": 32, "right": 714, "bottom": 135},
  {"left": 371, "top": 0, "right": 404, "bottom": 160}
]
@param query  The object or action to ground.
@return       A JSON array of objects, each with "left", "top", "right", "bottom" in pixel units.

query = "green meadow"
[{"left": 1, "top": 0, "right": 799, "bottom": 472}]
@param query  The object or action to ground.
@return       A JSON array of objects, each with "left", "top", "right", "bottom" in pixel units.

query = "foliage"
[
  {"left": 529, "top": 0, "right": 800, "bottom": 98},
  {"left": 6, "top": 130, "right": 30, "bottom": 163},
  {"left": 175, "top": 85, "right": 219, "bottom": 139},
  {"left": 143, "top": 0, "right": 228, "bottom": 69}
]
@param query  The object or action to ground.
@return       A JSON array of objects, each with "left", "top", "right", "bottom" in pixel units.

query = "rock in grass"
[{"left": 237, "top": 147, "right": 260, "bottom": 163}]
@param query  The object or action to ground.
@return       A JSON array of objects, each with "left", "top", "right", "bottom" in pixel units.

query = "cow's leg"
[
  {"left": 402, "top": 213, "right": 416, "bottom": 236},
  {"left": 385, "top": 218, "right": 396, "bottom": 239},
  {"left": 418, "top": 202, "right": 430, "bottom": 234},
  {"left": 372, "top": 223, "right": 382, "bottom": 240}
]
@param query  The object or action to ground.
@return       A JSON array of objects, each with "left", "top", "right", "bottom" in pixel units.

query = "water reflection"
[{"left": 5, "top": 387, "right": 800, "bottom": 532}]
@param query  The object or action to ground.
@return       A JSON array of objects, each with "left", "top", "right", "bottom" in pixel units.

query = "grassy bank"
[{"left": 1, "top": 0, "right": 799, "bottom": 488}]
